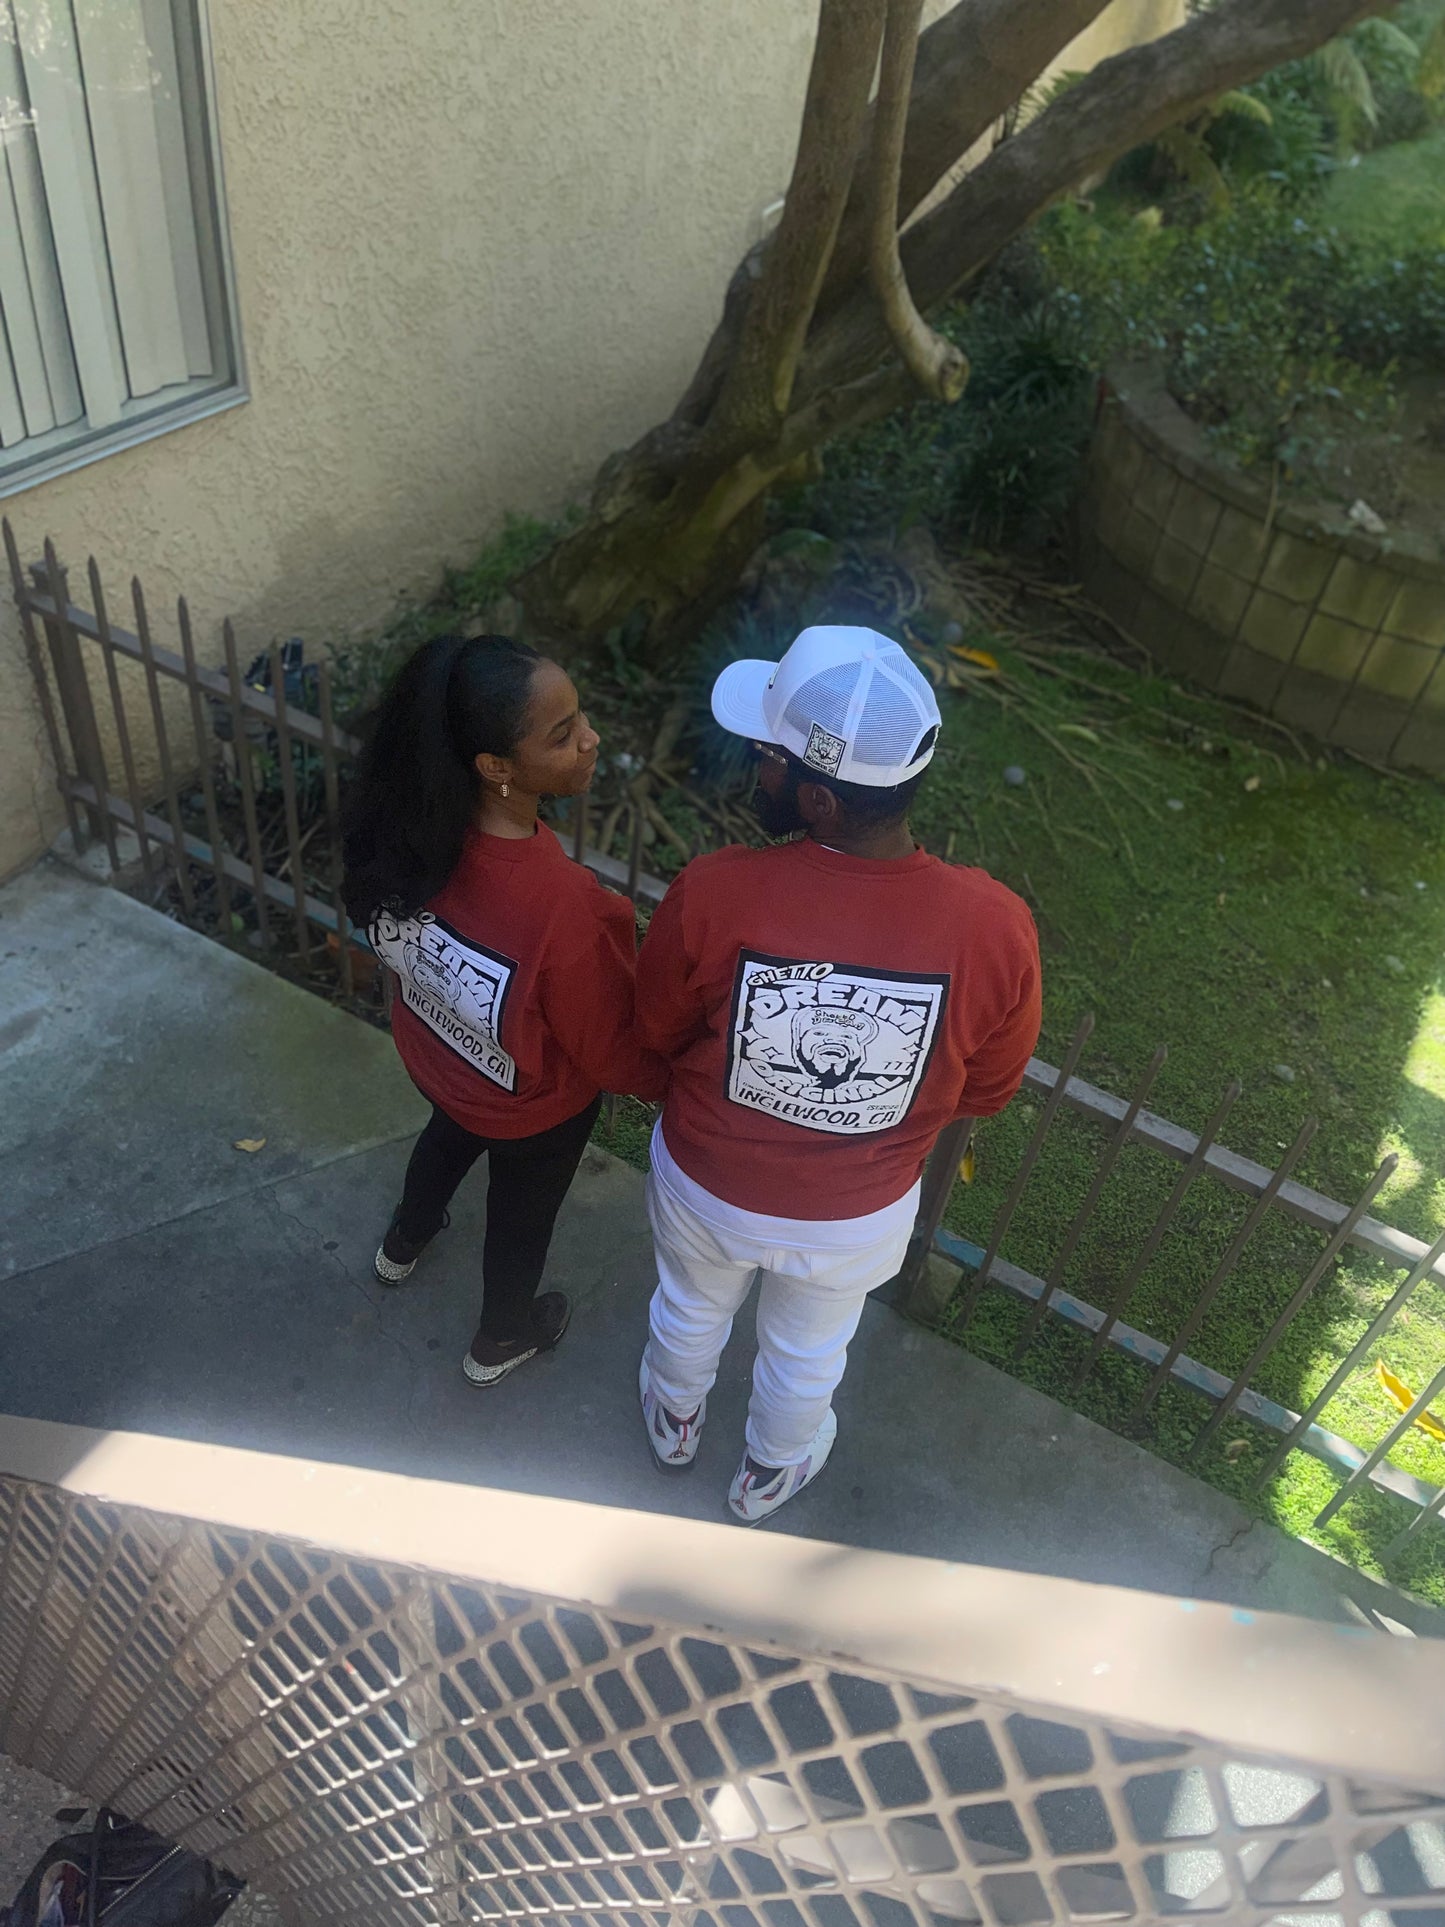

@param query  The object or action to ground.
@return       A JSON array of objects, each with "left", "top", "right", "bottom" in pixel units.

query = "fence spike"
[
  {"left": 1255, "top": 1222, "right": 1445, "bottom": 1492},
  {"left": 1384, "top": 1473, "right": 1445, "bottom": 1563},
  {"left": 131, "top": 575, "right": 195, "bottom": 916},
  {"left": 953, "top": 1013, "right": 1095, "bottom": 1333},
  {"left": 1315, "top": 1352, "right": 1445, "bottom": 1534},
  {"left": 1190, "top": 1151, "right": 1398, "bottom": 1461},
  {"left": 1071, "top": 1080, "right": 1242, "bottom": 1396},
  {"left": 1014, "top": 1044, "right": 1166, "bottom": 1361},
  {"left": 318, "top": 659, "right": 354, "bottom": 999},
  {"left": 1132, "top": 1116, "right": 1319, "bottom": 1421},
  {"left": 626, "top": 793, "right": 645, "bottom": 902},
  {"left": 4, "top": 518, "right": 81, "bottom": 848},
  {"left": 223, "top": 618, "right": 272, "bottom": 950},
  {"left": 267, "top": 641, "right": 314, "bottom": 966},
  {"left": 88, "top": 555, "right": 156, "bottom": 891},
  {"left": 895, "top": 1116, "right": 975, "bottom": 1321},
  {"left": 177, "top": 595, "right": 234, "bottom": 935},
  {"left": 42, "top": 537, "right": 117, "bottom": 865}
]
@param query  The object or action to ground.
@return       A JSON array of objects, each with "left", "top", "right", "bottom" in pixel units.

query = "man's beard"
[
  {"left": 802, "top": 1058, "right": 857, "bottom": 1093},
  {"left": 751, "top": 776, "right": 805, "bottom": 839}
]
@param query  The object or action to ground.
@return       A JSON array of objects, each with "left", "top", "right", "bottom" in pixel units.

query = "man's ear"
[{"left": 796, "top": 780, "right": 841, "bottom": 832}]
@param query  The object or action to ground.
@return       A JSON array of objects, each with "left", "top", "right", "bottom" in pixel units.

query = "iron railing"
[
  {"left": 3, "top": 521, "right": 666, "bottom": 1002},
  {"left": 890, "top": 1030, "right": 1445, "bottom": 1560},
  {"left": 3, "top": 1411, "right": 1445, "bottom": 1927},
  {"left": 10, "top": 524, "right": 1445, "bottom": 1561}
]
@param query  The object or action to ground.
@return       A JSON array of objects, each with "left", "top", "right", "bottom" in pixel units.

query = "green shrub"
[
  {"left": 1373, "top": 82, "right": 1436, "bottom": 146},
  {"left": 786, "top": 166, "right": 1443, "bottom": 548},
  {"left": 1149, "top": 9, "right": 1441, "bottom": 203},
  {"left": 782, "top": 279, "right": 1096, "bottom": 554},
  {"left": 1037, "top": 195, "right": 1421, "bottom": 489},
  {"left": 946, "top": 295, "right": 1096, "bottom": 546},
  {"left": 1333, "top": 246, "right": 1445, "bottom": 366},
  {"left": 1201, "top": 78, "right": 1332, "bottom": 196}
]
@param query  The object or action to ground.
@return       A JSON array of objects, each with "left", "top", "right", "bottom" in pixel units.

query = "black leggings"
[{"left": 396, "top": 1096, "right": 602, "bottom": 1343}]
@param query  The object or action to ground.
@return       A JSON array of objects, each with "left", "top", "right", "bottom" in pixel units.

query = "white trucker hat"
[{"left": 712, "top": 624, "right": 942, "bottom": 787}]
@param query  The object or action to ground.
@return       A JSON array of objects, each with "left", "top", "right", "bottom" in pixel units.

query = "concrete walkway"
[{"left": 2, "top": 858, "right": 1441, "bottom": 1639}]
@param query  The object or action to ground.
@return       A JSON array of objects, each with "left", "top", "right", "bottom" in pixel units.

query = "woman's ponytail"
[{"left": 341, "top": 633, "right": 539, "bottom": 925}]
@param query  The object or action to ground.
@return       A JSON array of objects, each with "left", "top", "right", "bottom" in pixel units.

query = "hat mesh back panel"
[
  {"left": 782, "top": 662, "right": 861, "bottom": 742},
  {"left": 853, "top": 657, "right": 931, "bottom": 770}
]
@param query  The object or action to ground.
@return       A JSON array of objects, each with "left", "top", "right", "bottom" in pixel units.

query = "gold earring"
[{"left": 500, "top": 782, "right": 509, "bottom": 799}]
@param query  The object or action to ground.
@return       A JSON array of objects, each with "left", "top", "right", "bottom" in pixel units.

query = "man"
[{"left": 634, "top": 624, "right": 1042, "bottom": 1525}]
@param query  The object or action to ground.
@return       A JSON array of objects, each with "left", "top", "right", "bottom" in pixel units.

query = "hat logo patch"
[{"left": 803, "top": 721, "right": 846, "bottom": 777}]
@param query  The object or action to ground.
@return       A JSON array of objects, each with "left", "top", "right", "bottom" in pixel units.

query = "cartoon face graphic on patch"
[
  {"left": 403, "top": 941, "right": 461, "bottom": 1012},
  {"left": 790, "top": 1006, "right": 878, "bottom": 1095},
  {"left": 369, "top": 910, "right": 519, "bottom": 1091},
  {"left": 726, "top": 952, "right": 949, "bottom": 1136}
]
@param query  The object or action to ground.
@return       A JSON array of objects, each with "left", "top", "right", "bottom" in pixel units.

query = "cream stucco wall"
[
  {"left": 1060, "top": 0, "right": 1186, "bottom": 75},
  {"left": 0, "top": 0, "right": 1183, "bottom": 881}
]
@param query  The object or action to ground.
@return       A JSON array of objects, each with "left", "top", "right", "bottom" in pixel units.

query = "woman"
[{"left": 342, "top": 633, "right": 666, "bottom": 1388}]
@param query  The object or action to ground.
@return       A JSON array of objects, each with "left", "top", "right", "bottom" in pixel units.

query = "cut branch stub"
[
  {"left": 703, "top": 0, "right": 887, "bottom": 457},
  {"left": 866, "top": 0, "right": 970, "bottom": 405},
  {"left": 822, "top": 0, "right": 1116, "bottom": 315},
  {"left": 797, "top": 0, "right": 1395, "bottom": 410}
]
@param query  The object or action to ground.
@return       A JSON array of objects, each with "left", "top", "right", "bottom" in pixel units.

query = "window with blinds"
[{"left": 0, "top": 0, "right": 241, "bottom": 494}]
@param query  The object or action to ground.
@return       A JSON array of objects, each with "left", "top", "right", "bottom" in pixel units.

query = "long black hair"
[{"left": 341, "top": 633, "right": 541, "bottom": 925}]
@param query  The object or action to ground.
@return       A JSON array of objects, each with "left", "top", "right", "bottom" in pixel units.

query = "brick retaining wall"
[{"left": 1078, "top": 365, "right": 1445, "bottom": 772}]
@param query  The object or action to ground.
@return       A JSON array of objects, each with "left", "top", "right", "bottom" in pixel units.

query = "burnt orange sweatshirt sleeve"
[
  {"left": 539, "top": 884, "right": 669, "bottom": 1102},
  {"left": 635, "top": 871, "right": 711, "bottom": 1063},
  {"left": 958, "top": 908, "right": 1042, "bottom": 1118}
]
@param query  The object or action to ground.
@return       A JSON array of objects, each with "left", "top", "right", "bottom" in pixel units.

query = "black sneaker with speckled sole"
[
  {"left": 462, "top": 1292, "right": 571, "bottom": 1387},
  {"left": 373, "top": 1206, "right": 449, "bottom": 1284}
]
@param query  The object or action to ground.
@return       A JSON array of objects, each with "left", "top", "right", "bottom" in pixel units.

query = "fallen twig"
[{"left": 1169, "top": 682, "right": 1311, "bottom": 764}]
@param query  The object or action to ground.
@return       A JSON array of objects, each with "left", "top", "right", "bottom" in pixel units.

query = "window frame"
[{"left": 0, "top": 0, "right": 247, "bottom": 501}]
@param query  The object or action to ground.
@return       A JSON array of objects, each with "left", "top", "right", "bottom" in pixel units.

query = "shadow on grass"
[{"left": 907, "top": 643, "right": 1445, "bottom": 1604}]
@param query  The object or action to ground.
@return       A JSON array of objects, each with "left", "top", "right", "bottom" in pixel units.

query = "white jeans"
[{"left": 643, "top": 1132, "right": 917, "bottom": 1468}]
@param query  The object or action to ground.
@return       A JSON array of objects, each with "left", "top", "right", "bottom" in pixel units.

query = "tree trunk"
[
  {"left": 529, "top": 366, "right": 913, "bottom": 647},
  {"left": 522, "top": 0, "right": 1391, "bottom": 659}
]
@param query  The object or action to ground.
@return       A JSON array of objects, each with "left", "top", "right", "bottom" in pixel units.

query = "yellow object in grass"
[
  {"left": 948, "top": 644, "right": 1000, "bottom": 674},
  {"left": 958, "top": 1144, "right": 976, "bottom": 1185},
  {"left": 1375, "top": 1359, "right": 1445, "bottom": 1444}
]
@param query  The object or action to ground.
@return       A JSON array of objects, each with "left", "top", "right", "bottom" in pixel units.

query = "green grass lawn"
[
  {"left": 1325, "top": 127, "right": 1445, "bottom": 249},
  {"left": 595, "top": 629, "right": 1445, "bottom": 1604},
  {"left": 909, "top": 642, "right": 1445, "bottom": 1604}
]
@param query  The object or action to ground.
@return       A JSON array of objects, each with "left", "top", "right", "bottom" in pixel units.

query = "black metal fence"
[{"left": 12, "top": 523, "right": 1445, "bottom": 1563}]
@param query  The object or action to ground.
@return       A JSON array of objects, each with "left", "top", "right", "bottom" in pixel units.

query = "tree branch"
[
  {"left": 703, "top": 0, "right": 886, "bottom": 456},
  {"left": 866, "top": 0, "right": 970, "bottom": 402},
  {"left": 799, "top": 0, "right": 1394, "bottom": 406},
  {"left": 823, "top": 0, "right": 1116, "bottom": 310},
  {"left": 659, "top": 0, "right": 1114, "bottom": 462},
  {"left": 778, "top": 361, "right": 917, "bottom": 470}
]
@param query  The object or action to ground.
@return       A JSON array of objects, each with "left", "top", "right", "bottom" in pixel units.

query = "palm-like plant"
[
  {"left": 1181, "top": 4, "right": 1430, "bottom": 171},
  {"left": 1311, "top": 17, "right": 1422, "bottom": 148},
  {"left": 1154, "top": 91, "right": 1276, "bottom": 204}
]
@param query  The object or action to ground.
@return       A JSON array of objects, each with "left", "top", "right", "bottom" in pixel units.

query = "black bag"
[{"left": 0, "top": 1809, "right": 242, "bottom": 1927}]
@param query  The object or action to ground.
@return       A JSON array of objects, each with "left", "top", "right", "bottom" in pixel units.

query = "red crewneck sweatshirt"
[
  {"left": 635, "top": 839, "right": 1041, "bottom": 1218},
  {"left": 373, "top": 825, "right": 667, "bottom": 1137}
]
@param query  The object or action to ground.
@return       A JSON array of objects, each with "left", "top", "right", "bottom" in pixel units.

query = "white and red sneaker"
[
  {"left": 639, "top": 1356, "right": 705, "bottom": 1470},
  {"left": 728, "top": 1409, "right": 838, "bottom": 1526}
]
